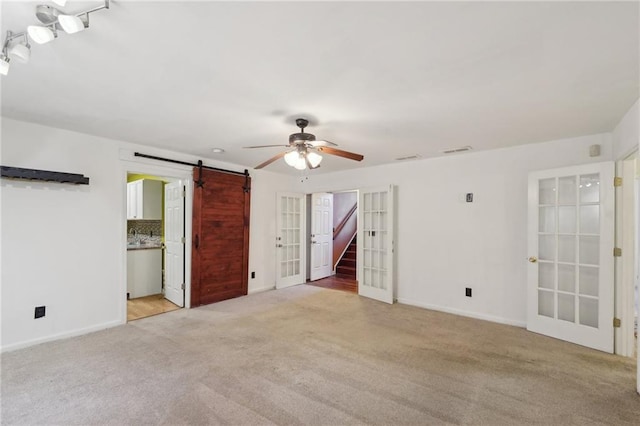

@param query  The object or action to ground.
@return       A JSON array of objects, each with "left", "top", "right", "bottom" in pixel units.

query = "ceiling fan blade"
[
  {"left": 309, "top": 139, "right": 338, "bottom": 147},
  {"left": 254, "top": 152, "right": 286, "bottom": 169},
  {"left": 244, "top": 144, "right": 290, "bottom": 149},
  {"left": 317, "top": 146, "right": 364, "bottom": 162}
]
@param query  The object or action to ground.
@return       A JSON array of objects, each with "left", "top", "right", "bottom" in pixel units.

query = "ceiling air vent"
[
  {"left": 395, "top": 154, "right": 422, "bottom": 161},
  {"left": 442, "top": 146, "right": 472, "bottom": 154}
]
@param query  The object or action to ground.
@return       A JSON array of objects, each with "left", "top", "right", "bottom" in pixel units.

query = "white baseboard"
[
  {"left": 1, "top": 320, "right": 124, "bottom": 353},
  {"left": 396, "top": 298, "right": 526, "bottom": 328},
  {"left": 248, "top": 285, "right": 275, "bottom": 295}
]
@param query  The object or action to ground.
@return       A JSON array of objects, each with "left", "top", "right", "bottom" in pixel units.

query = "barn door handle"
[{"left": 194, "top": 234, "right": 200, "bottom": 249}]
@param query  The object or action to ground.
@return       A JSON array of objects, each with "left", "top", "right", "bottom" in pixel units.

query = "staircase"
[{"left": 335, "top": 236, "right": 356, "bottom": 279}]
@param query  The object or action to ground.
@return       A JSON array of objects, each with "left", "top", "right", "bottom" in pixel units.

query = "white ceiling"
[{"left": 1, "top": 1, "right": 638, "bottom": 174}]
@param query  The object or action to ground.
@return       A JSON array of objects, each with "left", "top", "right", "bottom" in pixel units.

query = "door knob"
[{"left": 528, "top": 256, "right": 538, "bottom": 263}]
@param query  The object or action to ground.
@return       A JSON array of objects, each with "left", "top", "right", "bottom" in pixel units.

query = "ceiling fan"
[{"left": 245, "top": 118, "right": 364, "bottom": 170}]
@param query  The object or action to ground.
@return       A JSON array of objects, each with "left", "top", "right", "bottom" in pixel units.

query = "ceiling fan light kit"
[
  {"left": 246, "top": 118, "right": 364, "bottom": 171},
  {"left": 1, "top": 1, "right": 109, "bottom": 76}
]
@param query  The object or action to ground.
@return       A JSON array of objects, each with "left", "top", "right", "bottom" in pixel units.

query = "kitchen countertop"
[{"left": 127, "top": 244, "right": 163, "bottom": 251}]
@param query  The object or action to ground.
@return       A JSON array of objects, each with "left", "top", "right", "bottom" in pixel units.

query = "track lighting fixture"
[
  {"left": 1, "top": 31, "right": 30, "bottom": 75},
  {"left": 1, "top": 1, "right": 109, "bottom": 76}
]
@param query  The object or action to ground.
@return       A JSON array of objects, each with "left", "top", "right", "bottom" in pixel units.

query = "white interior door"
[
  {"left": 276, "top": 193, "right": 306, "bottom": 289},
  {"left": 310, "top": 193, "right": 334, "bottom": 281},
  {"left": 164, "top": 180, "right": 185, "bottom": 307},
  {"left": 527, "top": 162, "right": 615, "bottom": 353},
  {"left": 358, "top": 185, "right": 395, "bottom": 304}
]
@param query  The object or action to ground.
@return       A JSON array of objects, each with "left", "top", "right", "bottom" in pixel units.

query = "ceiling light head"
[
  {"left": 306, "top": 151, "right": 322, "bottom": 168},
  {"left": 0, "top": 56, "right": 10, "bottom": 76},
  {"left": 284, "top": 150, "right": 300, "bottom": 168},
  {"left": 27, "top": 25, "right": 57, "bottom": 44},
  {"left": 293, "top": 156, "right": 307, "bottom": 170},
  {"left": 35, "top": 5, "right": 61, "bottom": 25},
  {"left": 59, "top": 14, "right": 88, "bottom": 34},
  {"left": 284, "top": 150, "right": 308, "bottom": 170},
  {"left": 8, "top": 42, "right": 30, "bottom": 63},
  {"left": 211, "top": 148, "right": 225, "bottom": 154}
]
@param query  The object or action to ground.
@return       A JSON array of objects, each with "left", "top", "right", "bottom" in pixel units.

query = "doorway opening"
[
  {"left": 306, "top": 190, "right": 358, "bottom": 294},
  {"left": 126, "top": 172, "right": 187, "bottom": 321}
]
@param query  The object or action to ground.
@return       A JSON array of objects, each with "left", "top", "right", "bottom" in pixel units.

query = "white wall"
[
  {"left": 297, "top": 133, "right": 613, "bottom": 326},
  {"left": 1, "top": 118, "right": 289, "bottom": 351},
  {"left": 0, "top": 114, "right": 625, "bottom": 350},
  {"left": 613, "top": 99, "right": 639, "bottom": 159}
]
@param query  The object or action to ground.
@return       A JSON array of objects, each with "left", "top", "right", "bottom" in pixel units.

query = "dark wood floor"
[{"left": 307, "top": 275, "right": 358, "bottom": 293}]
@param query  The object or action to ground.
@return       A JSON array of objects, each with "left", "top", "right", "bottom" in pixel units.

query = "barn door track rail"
[{"left": 134, "top": 153, "right": 250, "bottom": 191}]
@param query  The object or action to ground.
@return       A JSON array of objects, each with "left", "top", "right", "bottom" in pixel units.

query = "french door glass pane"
[
  {"left": 362, "top": 190, "right": 388, "bottom": 291},
  {"left": 579, "top": 297, "right": 598, "bottom": 328},
  {"left": 558, "top": 264, "right": 575, "bottom": 292},
  {"left": 539, "top": 207, "right": 556, "bottom": 233},
  {"left": 558, "top": 293, "right": 575, "bottom": 322},
  {"left": 539, "top": 178, "right": 556, "bottom": 204},
  {"left": 538, "top": 290, "right": 554, "bottom": 317},
  {"left": 558, "top": 176, "right": 576, "bottom": 204},
  {"left": 558, "top": 206, "right": 576, "bottom": 233},
  {"left": 558, "top": 235, "right": 576, "bottom": 263},
  {"left": 538, "top": 262, "right": 554, "bottom": 289},
  {"left": 539, "top": 235, "right": 555, "bottom": 261},
  {"left": 579, "top": 266, "right": 599, "bottom": 296},
  {"left": 579, "top": 236, "right": 599, "bottom": 265},
  {"left": 537, "top": 172, "right": 601, "bottom": 325},
  {"left": 579, "top": 205, "right": 599, "bottom": 234},
  {"left": 579, "top": 174, "right": 600, "bottom": 203}
]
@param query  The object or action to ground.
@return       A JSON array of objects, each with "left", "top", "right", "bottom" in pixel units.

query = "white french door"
[
  {"left": 527, "top": 162, "right": 615, "bottom": 353},
  {"left": 358, "top": 185, "right": 395, "bottom": 304},
  {"left": 164, "top": 180, "right": 185, "bottom": 307},
  {"left": 310, "top": 192, "right": 334, "bottom": 281},
  {"left": 276, "top": 193, "right": 306, "bottom": 289}
]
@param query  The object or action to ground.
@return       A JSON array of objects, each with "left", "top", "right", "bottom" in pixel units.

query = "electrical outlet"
[
  {"left": 466, "top": 193, "right": 473, "bottom": 202},
  {"left": 34, "top": 306, "right": 46, "bottom": 319},
  {"left": 465, "top": 288, "right": 472, "bottom": 297},
  {"left": 251, "top": 271, "right": 255, "bottom": 279}
]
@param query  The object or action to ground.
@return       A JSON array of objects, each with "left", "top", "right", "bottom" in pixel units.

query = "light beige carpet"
[{"left": 1, "top": 285, "right": 638, "bottom": 425}]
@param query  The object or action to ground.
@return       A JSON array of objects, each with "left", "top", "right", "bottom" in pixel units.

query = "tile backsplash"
[{"left": 127, "top": 220, "right": 162, "bottom": 244}]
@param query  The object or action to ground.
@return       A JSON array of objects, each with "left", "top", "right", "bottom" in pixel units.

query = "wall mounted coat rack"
[{"left": 1, "top": 166, "right": 90, "bottom": 185}]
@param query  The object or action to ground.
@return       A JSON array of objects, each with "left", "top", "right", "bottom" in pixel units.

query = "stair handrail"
[{"left": 333, "top": 203, "right": 357, "bottom": 240}]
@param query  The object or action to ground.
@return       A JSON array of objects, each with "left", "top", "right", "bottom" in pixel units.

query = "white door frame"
[
  {"left": 120, "top": 151, "right": 193, "bottom": 324},
  {"left": 614, "top": 152, "right": 637, "bottom": 356}
]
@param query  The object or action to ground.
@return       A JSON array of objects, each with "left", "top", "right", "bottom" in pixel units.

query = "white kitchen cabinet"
[
  {"left": 127, "top": 248, "right": 163, "bottom": 298},
  {"left": 127, "top": 179, "right": 163, "bottom": 220}
]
